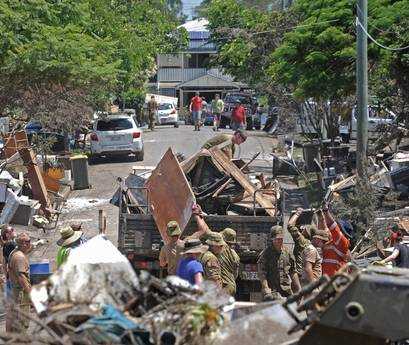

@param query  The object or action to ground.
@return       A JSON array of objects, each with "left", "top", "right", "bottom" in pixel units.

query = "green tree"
[
  {"left": 0, "top": 0, "right": 186, "bottom": 131},
  {"left": 370, "top": 0, "right": 409, "bottom": 126}
]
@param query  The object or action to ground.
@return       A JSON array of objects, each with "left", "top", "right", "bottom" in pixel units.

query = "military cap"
[
  {"left": 167, "top": 221, "right": 181, "bottom": 236},
  {"left": 220, "top": 228, "right": 236, "bottom": 244},
  {"left": 270, "top": 225, "right": 284, "bottom": 239},
  {"left": 206, "top": 232, "right": 226, "bottom": 246}
]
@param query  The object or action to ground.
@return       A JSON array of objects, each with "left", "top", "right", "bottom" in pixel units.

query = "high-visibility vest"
[{"left": 322, "top": 222, "right": 350, "bottom": 276}]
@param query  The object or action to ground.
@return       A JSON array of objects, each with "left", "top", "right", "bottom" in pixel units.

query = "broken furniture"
[{"left": 18, "top": 147, "right": 51, "bottom": 217}]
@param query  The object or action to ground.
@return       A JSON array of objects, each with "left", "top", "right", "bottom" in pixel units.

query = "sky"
[{"left": 181, "top": 0, "right": 203, "bottom": 19}]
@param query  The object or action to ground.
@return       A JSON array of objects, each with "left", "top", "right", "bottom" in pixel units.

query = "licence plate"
[{"left": 110, "top": 136, "right": 121, "bottom": 141}]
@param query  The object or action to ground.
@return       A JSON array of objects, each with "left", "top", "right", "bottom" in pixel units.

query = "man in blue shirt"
[{"left": 177, "top": 239, "right": 208, "bottom": 286}]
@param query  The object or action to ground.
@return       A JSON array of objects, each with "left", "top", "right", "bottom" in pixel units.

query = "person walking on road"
[
  {"left": 211, "top": 94, "right": 224, "bottom": 131},
  {"left": 147, "top": 95, "right": 158, "bottom": 131},
  {"left": 230, "top": 100, "right": 247, "bottom": 130},
  {"left": 258, "top": 226, "right": 301, "bottom": 301},
  {"left": 177, "top": 239, "right": 207, "bottom": 287},
  {"left": 8, "top": 233, "right": 32, "bottom": 333},
  {"left": 190, "top": 92, "right": 203, "bottom": 131},
  {"left": 159, "top": 221, "right": 184, "bottom": 275}
]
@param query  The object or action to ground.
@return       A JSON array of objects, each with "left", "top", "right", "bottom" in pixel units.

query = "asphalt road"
[{"left": 31, "top": 125, "right": 276, "bottom": 268}]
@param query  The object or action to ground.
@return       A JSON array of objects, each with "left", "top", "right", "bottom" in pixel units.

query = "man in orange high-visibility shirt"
[{"left": 319, "top": 206, "right": 351, "bottom": 276}]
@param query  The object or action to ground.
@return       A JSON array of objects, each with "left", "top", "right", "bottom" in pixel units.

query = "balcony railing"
[{"left": 157, "top": 68, "right": 233, "bottom": 83}]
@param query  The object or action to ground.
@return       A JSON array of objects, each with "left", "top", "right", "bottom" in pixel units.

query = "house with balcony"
[{"left": 148, "top": 19, "right": 247, "bottom": 107}]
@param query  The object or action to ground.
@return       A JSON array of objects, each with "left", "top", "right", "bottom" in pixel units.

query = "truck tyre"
[{"left": 174, "top": 123, "right": 179, "bottom": 128}]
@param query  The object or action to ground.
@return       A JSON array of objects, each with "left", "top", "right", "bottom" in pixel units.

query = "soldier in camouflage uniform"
[
  {"left": 257, "top": 225, "right": 301, "bottom": 301},
  {"left": 159, "top": 221, "right": 183, "bottom": 275},
  {"left": 288, "top": 209, "right": 323, "bottom": 286},
  {"left": 200, "top": 242, "right": 223, "bottom": 289},
  {"left": 287, "top": 209, "right": 318, "bottom": 276},
  {"left": 206, "top": 231, "right": 239, "bottom": 295},
  {"left": 220, "top": 228, "right": 240, "bottom": 295}
]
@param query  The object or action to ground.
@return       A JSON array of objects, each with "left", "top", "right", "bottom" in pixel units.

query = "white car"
[
  {"left": 156, "top": 103, "right": 179, "bottom": 127},
  {"left": 90, "top": 114, "right": 144, "bottom": 162},
  {"left": 340, "top": 105, "right": 396, "bottom": 141}
]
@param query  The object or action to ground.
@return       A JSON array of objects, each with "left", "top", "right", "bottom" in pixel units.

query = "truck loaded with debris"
[{"left": 113, "top": 147, "right": 281, "bottom": 301}]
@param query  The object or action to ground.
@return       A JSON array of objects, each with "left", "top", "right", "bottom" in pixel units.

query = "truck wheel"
[{"left": 174, "top": 123, "right": 179, "bottom": 128}]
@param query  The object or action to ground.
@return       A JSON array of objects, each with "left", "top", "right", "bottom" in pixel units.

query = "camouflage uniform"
[
  {"left": 257, "top": 246, "right": 297, "bottom": 299},
  {"left": 205, "top": 232, "right": 239, "bottom": 295},
  {"left": 257, "top": 226, "right": 297, "bottom": 300},
  {"left": 200, "top": 250, "right": 223, "bottom": 288},
  {"left": 217, "top": 246, "right": 240, "bottom": 295},
  {"left": 147, "top": 99, "right": 157, "bottom": 130},
  {"left": 288, "top": 225, "right": 311, "bottom": 276},
  {"left": 202, "top": 134, "right": 235, "bottom": 159},
  {"left": 219, "top": 228, "right": 240, "bottom": 295},
  {"left": 159, "top": 221, "right": 182, "bottom": 275}
]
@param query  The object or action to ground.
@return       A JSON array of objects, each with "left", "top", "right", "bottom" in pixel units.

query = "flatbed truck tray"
[{"left": 118, "top": 213, "right": 276, "bottom": 301}]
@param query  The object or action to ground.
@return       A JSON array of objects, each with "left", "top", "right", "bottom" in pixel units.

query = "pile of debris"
[
  {"left": 2, "top": 235, "right": 232, "bottom": 345},
  {"left": 0, "top": 130, "right": 81, "bottom": 229}
]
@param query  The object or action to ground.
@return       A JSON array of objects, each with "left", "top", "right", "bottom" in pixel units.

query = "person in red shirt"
[
  {"left": 319, "top": 207, "right": 351, "bottom": 276},
  {"left": 189, "top": 92, "right": 203, "bottom": 131},
  {"left": 230, "top": 100, "right": 247, "bottom": 130}
]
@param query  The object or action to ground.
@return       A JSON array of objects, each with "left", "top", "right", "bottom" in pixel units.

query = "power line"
[{"left": 356, "top": 18, "right": 409, "bottom": 51}]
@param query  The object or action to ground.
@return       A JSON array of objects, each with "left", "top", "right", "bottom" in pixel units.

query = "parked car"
[
  {"left": 220, "top": 93, "right": 258, "bottom": 130},
  {"left": 156, "top": 103, "right": 179, "bottom": 128},
  {"left": 90, "top": 114, "right": 144, "bottom": 162},
  {"left": 340, "top": 105, "right": 396, "bottom": 142}
]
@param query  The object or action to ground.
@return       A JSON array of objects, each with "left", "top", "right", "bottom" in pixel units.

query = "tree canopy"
[
  {"left": 204, "top": 0, "right": 409, "bottom": 139},
  {"left": 0, "top": 0, "right": 186, "bottom": 131}
]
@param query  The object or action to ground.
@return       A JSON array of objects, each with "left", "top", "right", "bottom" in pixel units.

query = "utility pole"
[{"left": 356, "top": 0, "right": 368, "bottom": 178}]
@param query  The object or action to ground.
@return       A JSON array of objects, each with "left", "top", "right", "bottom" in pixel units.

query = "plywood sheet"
[{"left": 145, "top": 148, "right": 195, "bottom": 244}]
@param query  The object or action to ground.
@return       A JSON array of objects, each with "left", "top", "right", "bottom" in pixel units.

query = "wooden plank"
[
  {"left": 209, "top": 147, "right": 277, "bottom": 217},
  {"left": 18, "top": 147, "right": 51, "bottom": 217},
  {"left": 145, "top": 148, "right": 196, "bottom": 244}
]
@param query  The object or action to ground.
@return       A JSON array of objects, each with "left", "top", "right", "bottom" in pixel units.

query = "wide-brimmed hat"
[
  {"left": 57, "top": 226, "right": 83, "bottom": 247},
  {"left": 221, "top": 228, "right": 236, "bottom": 244},
  {"left": 167, "top": 220, "right": 181, "bottom": 237},
  {"left": 313, "top": 230, "right": 331, "bottom": 243},
  {"left": 181, "top": 239, "right": 208, "bottom": 255},
  {"left": 206, "top": 232, "right": 226, "bottom": 246}
]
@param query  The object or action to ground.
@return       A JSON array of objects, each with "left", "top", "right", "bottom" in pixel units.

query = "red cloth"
[
  {"left": 191, "top": 96, "right": 203, "bottom": 111},
  {"left": 322, "top": 222, "right": 350, "bottom": 276},
  {"left": 231, "top": 105, "right": 246, "bottom": 124}
]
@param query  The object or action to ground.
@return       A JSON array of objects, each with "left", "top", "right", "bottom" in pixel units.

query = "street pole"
[{"left": 356, "top": 0, "right": 368, "bottom": 178}]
